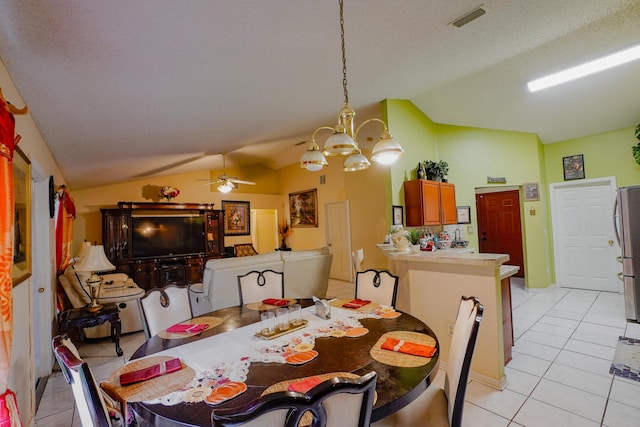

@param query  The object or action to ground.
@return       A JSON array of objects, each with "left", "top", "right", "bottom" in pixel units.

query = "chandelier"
[{"left": 299, "top": 0, "right": 403, "bottom": 172}]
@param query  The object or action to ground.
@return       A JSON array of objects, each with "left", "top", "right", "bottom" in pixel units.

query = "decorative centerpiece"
[
  {"left": 160, "top": 185, "right": 180, "bottom": 202},
  {"left": 391, "top": 229, "right": 411, "bottom": 252}
]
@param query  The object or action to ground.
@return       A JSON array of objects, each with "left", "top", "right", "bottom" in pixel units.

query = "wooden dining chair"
[
  {"left": 138, "top": 285, "right": 193, "bottom": 339},
  {"left": 52, "top": 334, "right": 130, "bottom": 427},
  {"left": 211, "top": 371, "right": 377, "bottom": 427},
  {"left": 354, "top": 269, "right": 399, "bottom": 307},
  {"left": 372, "top": 296, "right": 483, "bottom": 427},
  {"left": 237, "top": 269, "right": 285, "bottom": 305}
]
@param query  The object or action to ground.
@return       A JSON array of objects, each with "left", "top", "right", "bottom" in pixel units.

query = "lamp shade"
[
  {"left": 323, "top": 131, "right": 358, "bottom": 156},
  {"left": 343, "top": 150, "right": 371, "bottom": 172},
  {"left": 74, "top": 245, "right": 115, "bottom": 273},
  {"left": 77, "top": 241, "right": 92, "bottom": 259},
  {"left": 218, "top": 181, "right": 234, "bottom": 193},
  {"left": 299, "top": 142, "right": 328, "bottom": 171},
  {"left": 371, "top": 132, "right": 404, "bottom": 165}
]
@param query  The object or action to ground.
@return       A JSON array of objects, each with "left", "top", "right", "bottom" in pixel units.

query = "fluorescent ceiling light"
[{"left": 528, "top": 43, "right": 640, "bottom": 92}]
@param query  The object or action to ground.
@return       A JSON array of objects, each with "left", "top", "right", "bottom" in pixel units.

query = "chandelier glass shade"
[
  {"left": 217, "top": 180, "right": 234, "bottom": 193},
  {"left": 299, "top": 0, "right": 403, "bottom": 172}
]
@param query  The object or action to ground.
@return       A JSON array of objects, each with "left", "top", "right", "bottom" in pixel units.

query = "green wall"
[{"left": 543, "top": 127, "right": 640, "bottom": 186}]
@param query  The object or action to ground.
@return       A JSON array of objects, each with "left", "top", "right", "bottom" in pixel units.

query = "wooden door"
[{"left": 476, "top": 190, "right": 524, "bottom": 277}]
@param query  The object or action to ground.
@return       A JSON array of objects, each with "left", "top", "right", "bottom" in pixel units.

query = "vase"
[{"left": 165, "top": 196, "right": 173, "bottom": 202}]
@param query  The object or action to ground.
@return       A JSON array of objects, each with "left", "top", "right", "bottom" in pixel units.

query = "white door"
[
  {"left": 550, "top": 177, "right": 620, "bottom": 292},
  {"left": 326, "top": 201, "right": 351, "bottom": 281}
]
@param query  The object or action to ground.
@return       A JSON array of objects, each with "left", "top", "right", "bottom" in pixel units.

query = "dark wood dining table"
[{"left": 127, "top": 299, "right": 439, "bottom": 426}]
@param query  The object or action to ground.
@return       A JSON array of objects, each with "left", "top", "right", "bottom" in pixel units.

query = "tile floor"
[{"left": 35, "top": 278, "right": 640, "bottom": 426}]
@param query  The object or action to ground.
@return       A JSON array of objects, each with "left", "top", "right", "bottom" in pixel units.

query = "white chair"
[
  {"left": 354, "top": 269, "right": 399, "bottom": 307},
  {"left": 52, "top": 334, "right": 130, "bottom": 427},
  {"left": 237, "top": 270, "right": 284, "bottom": 305},
  {"left": 138, "top": 285, "right": 193, "bottom": 339},
  {"left": 211, "top": 371, "right": 377, "bottom": 427},
  {"left": 372, "top": 296, "right": 483, "bottom": 427}
]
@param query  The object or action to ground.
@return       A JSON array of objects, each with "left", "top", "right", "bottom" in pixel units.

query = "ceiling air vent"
[{"left": 450, "top": 5, "right": 487, "bottom": 28}]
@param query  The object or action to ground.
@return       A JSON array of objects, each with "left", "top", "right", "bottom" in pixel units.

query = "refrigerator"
[{"left": 614, "top": 185, "right": 640, "bottom": 322}]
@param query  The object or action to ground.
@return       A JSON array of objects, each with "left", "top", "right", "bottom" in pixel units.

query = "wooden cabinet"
[
  {"left": 102, "top": 202, "right": 224, "bottom": 290},
  {"left": 404, "top": 179, "right": 457, "bottom": 226}
]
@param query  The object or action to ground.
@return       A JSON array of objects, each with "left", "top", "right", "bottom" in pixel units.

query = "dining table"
[{"left": 110, "top": 298, "right": 440, "bottom": 426}]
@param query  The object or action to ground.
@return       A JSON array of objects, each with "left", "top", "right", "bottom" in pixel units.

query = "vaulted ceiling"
[{"left": 1, "top": 0, "right": 639, "bottom": 189}]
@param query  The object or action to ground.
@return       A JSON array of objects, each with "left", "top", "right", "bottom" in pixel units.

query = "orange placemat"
[
  {"left": 157, "top": 316, "right": 224, "bottom": 339},
  {"left": 370, "top": 331, "right": 436, "bottom": 368},
  {"left": 330, "top": 299, "right": 380, "bottom": 312},
  {"left": 245, "top": 298, "right": 297, "bottom": 311},
  {"left": 106, "top": 356, "right": 195, "bottom": 402}
]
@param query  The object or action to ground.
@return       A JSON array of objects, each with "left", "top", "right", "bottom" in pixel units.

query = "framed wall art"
[
  {"left": 289, "top": 189, "right": 318, "bottom": 228},
  {"left": 392, "top": 205, "right": 404, "bottom": 226},
  {"left": 456, "top": 206, "right": 471, "bottom": 224},
  {"left": 523, "top": 182, "right": 540, "bottom": 202},
  {"left": 222, "top": 200, "right": 250, "bottom": 236},
  {"left": 563, "top": 154, "right": 585, "bottom": 180},
  {"left": 12, "top": 146, "right": 31, "bottom": 286}
]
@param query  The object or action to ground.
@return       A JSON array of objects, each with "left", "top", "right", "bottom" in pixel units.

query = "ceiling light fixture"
[
  {"left": 528, "top": 42, "right": 640, "bottom": 92},
  {"left": 299, "top": 0, "right": 403, "bottom": 172}
]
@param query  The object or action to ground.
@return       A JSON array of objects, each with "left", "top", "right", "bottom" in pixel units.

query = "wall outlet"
[{"left": 447, "top": 323, "right": 455, "bottom": 336}]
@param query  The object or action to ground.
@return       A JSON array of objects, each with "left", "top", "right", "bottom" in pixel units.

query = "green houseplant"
[
  {"left": 424, "top": 160, "right": 449, "bottom": 181},
  {"left": 633, "top": 123, "right": 640, "bottom": 165}
]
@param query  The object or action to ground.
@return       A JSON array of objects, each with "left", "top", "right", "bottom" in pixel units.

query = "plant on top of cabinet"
[
  {"left": 633, "top": 122, "right": 640, "bottom": 165},
  {"left": 423, "top": 160, "right": 449, "bottom": 181}
]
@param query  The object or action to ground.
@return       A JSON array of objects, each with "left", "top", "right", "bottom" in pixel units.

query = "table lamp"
[{"left": 73, "top": 244, "right": 116, "bottom": 312}]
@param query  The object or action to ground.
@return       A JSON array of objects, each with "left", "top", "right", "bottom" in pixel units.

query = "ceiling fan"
[{"left": 200, "top": 153, "right": 256, "bottom": 193}]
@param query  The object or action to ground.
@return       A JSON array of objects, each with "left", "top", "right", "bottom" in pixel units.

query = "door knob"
[
  {"left": 608, "top": 240, "right": 614, "bottom": 247},
  {"left": 481, "top": 232, "right": 487, "bottom": 242},
  {"left": 38, "top": 288, "right": 45, "bottom": 293}
]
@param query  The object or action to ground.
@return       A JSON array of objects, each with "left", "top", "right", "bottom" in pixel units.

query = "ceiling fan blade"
[{"left": 230, "top": 179, "right": 256, "bottom": 185}]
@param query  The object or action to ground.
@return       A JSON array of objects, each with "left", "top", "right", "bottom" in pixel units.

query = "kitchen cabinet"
[{"left": 404, "top": 179, "right": 457, "bottom": 226}]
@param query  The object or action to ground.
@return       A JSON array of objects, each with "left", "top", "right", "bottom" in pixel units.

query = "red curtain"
[
  {"left": 0, "top": 90, "right": 25, "bottom": 426},
  {"left": 55, "top": 189, "right": 75, "bottom": 275}
]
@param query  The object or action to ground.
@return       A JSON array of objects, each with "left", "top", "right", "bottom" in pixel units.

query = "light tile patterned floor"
[{"left": 35, "top": 278, "right": 640, "bottom": 426}]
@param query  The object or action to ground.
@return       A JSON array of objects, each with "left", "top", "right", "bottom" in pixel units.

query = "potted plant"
[
  {"left": 633, "top": 123, "right": 640, "bottom": 165},
  {"left": 424, "top": 160, "right": 449, "bottom": 181},
  {"left": 407, "top": 229, "right": 423, "bottom": 253}
]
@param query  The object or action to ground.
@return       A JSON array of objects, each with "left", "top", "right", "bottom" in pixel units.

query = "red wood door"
[{"left": 476, "top": 190, "right": 524, "bottom": 277}]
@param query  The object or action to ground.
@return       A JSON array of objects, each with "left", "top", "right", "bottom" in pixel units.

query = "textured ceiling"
[{"left": 0, "top": 0, "right": 639, "bottom": 189}]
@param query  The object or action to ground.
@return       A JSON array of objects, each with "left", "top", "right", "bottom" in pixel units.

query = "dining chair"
[
  {"left": 211, "top": 371, "right": 377, "bottom": 427},
  {"left": 52, "top": 334, "right": 130, "bottom": 427},
  {"left": 237, "top": 269, "right": 285, "bottom": 305},
  {"left": 138, "top": 285, "right": 193, "bottom": 339},
  {"left": 372, "top": 296, "right": 483, "bottom": 427},
  {"left": 354, "top": 269, "right": 399, "bottom": 307},
  {"left": 234, "top": 243, "right": 259, "bottom": 257}
]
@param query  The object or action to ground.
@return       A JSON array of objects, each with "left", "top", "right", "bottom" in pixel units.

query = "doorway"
[
  {"left": 476, "top": 189, "right": 525, "bottom": 277},
  {"left": 325, "top": 201, "right": 352, "bottom": 281},
  {"left": 250, "top": 209, "right": 278, "bottom": 254},
  {"left": 550, "top": 177, "right": 620, "bottom": 292}
]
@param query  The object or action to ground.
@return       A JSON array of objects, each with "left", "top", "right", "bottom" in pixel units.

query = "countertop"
[{"left": 378, "top": 244, "right": 509, "bottom": 267}]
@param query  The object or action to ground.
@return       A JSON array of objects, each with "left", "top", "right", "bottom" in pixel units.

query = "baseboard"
[{"left": 437, "top": 361, "right": 507, "bottom": 390}]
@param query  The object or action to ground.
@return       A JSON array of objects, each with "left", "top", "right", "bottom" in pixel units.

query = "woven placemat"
[
  {"left": 370, "top": 331, "right": 436, "bottom": 368},
  {"left": 157, "top": 316, "right": 224, "bottom": 339},
  {"left": 245, "top": 298, "right": 297, "bottom": 311},
  {"left": 107, "top": 356, "right": 195, "bottom": 402},
  {"left": 262, "top": 372, "right": 375, "bottom": 427},
  {"left": 329, "top": 299, "right": 380, "bottom": 312}
]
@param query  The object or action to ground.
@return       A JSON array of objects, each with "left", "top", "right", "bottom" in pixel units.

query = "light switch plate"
[{"left": 467, "top": 226, "right": 474, "bottom": 234}]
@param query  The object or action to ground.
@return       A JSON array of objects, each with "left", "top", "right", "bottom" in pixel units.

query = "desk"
[
  {"left": 126, "top": 300, "right": 439, "bottom": 426},
  {"left": 59, "top": 303, "right": 122, "bottom": 356}
]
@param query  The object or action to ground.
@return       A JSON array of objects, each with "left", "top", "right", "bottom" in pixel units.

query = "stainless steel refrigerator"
[{"left": 614, "top": 185, "right": 640, "bottom": 322}]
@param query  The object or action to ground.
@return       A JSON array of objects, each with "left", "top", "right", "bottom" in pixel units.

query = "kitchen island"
[{"left": 381, "top": 247, "right": 516, "bottom": 390}]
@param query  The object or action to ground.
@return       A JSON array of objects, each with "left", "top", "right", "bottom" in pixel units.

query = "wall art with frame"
[
  {"left": 12, "top": 146, "right": 31, "bottom": 286},
  {"left": 222, "top": 200, "right": 250, "bottom": 236},
  {"left": 289, "top": 189, "right": 318, "bottom": 228},
  {"left": 563, "top": 154, "right": 585, "bottom": 181},
  {"left": 523, "top": 182, "right": 540, "bottom": 202},
  {"left": 392, "top": 205, "right": 404, "bottom": 226},
  {"left": 456, "top": 206, "right": 471, "bottom": 224}
]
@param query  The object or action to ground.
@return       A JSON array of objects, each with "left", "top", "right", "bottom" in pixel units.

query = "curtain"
[
  {"left": 55, "top": 189, "right": 75, "bottom": 275},
  {"left": 0, "top": 90, "right": 26, "bottom": 426}
]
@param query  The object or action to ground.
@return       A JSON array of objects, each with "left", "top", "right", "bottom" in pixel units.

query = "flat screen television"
[{"left": 132, "top": 215, "right": 205, "bottom": 259}]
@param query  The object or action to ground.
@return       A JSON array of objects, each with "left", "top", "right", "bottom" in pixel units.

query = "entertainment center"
[{"left": 101, "top": 202, "right": 224, "bottom": 290}]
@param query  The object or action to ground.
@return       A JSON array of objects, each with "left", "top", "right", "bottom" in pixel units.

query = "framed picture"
[
  {"left": 456, "top": 206, "right": 471, "bottom": 224},
  {"left": 289, "top": 189, "right": 318, "bottom": 228},
  {"left": 523, "top": 182, "right": 540, "bottom": 202},
  {"left": 392, "top": 205, "right": 404, "bottom": 226},
  {"left": 222, "top": 200, "right": 250, "bottom": 235},
  {"left": 563, "top": 154, "right": 585, "bottom": 180},
  {"left": 12, "top": 146, "right": 31, "bottom": 286}
]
